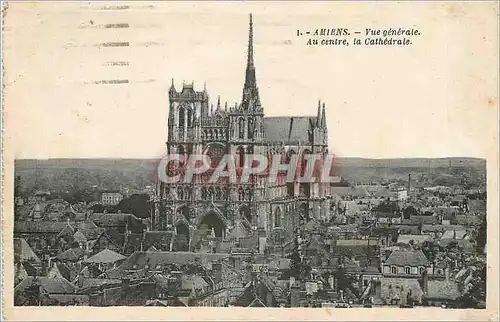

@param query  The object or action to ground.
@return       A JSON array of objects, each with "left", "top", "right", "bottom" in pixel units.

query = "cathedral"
[{"left": 153, "top": 14, "right": 336, "bottom": 251}]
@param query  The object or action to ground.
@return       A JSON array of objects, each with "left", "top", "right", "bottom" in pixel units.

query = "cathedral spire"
[
  {"left": 242, "top": 13, "right": 260, "bottom": 110},
  {"left": 246, "top": 14, "right": 255, "bottom": 84},
  {"left": 217, "top": 95, "right": 221, "bottom": 110},
  {"left": 316, "top": 100, "right": 321, "bottom": 127},
  {"left": 169, "top": 78, "right": 176, "bottom": 93},
  {"left": 321, "top": 102, "right": 326, "bottom": 128}
]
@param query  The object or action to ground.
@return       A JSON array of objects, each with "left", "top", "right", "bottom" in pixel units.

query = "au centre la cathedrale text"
[{"left": 297, "top": 28, "right": 420, "bottom": 47}]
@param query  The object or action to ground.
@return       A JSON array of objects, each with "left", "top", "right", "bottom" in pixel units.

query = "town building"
[{"left": 101, "top": 192, "right": 124, "bottom": 206}]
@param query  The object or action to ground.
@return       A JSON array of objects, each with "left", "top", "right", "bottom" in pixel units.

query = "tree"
[
  {"left": 403, "top": 206, "right": 418, "bottom": 219},
  {"left": 373, "top": 199, "right": 400, "bottom": 214},
  {"left": 456, "top": 264, "right": 486, "bottom": 308},
  {"left": 23, "top": 280, "right": 41, "bottom": 306},
  {"left": 173, "top": 234, "right": 189, "bottom": 252},
  {"left": 475, "top": 216, "right": 487, "bottom": 253},
  {"left": 421, "top": 240, "right": 441, "bottom": 262},
  {"left": 115, "top": 194, "right": 151, "bottom": 218},
  {"left": 89, "top": 204, "right": 106, "bottom": 213},
  {"left": 334, "top": 254, "right": 359, "bottom": 297}
]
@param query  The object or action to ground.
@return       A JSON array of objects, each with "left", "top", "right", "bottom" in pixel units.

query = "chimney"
[{"left": 421, "top": 270, "right": 429, "bottom": 295}]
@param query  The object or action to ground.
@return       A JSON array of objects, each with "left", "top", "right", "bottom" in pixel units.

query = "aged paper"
[{"left": 2, "top": 1, "right": 498, "bottom": 320}]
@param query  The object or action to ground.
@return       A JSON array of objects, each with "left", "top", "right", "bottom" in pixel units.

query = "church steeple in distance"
[{"left": 242, "top": 13, "right": 261, "bottom": 111}]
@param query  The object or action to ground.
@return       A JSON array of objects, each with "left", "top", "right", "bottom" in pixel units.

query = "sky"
[{"left": 3, "top": 2, "right": 498, "bottom": 159}]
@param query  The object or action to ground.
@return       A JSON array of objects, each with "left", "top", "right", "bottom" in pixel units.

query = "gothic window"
[
  {"left": 405, "top": 267, "right": 411, "bottom": 274},
  {"left": 177, "top": 187, "right": 184, "bottom": 200},
  {"left": 236, "top": 146, "right": 245, "bottom": 168},
  {"left": 248, "top": 117, "right": 254, "bottom": 139},
  {"left": 206, "top": 143, "right": 226, "bottom": 168},
  {"left": 178, "top": 145, "right": 185, "bottom": 155},
  {"left": 187, "top": 108, "right": 193, "bottom": 127},
  {"left": 179, "top": 106, "right": 185, "bottom": 127},
  {"left": 238, "top": 118, "right": 245, "bottom": 139},
  {"left": 274, "top": 207, "right": 282, "bottom": 227},
  {"left": 201, "top": 187, "right": 208, "bottom": 199},
  {"left": 299, "top": 203, "right": 309, "bottom": 224},
  {"left": 391, "top": 266, "right": 397, "bottom": 274}
]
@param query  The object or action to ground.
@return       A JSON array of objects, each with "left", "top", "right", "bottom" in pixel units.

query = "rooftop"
[
  {"left": 118, "top": 251, "right": 229, "bottom": 270},
  {"left": 83, "top": 249, "right": 127, "bottom": 264},
  {"left": 385, "top": 249, "right": 430, "bottom": 267},
  {"left": 263, "top": 116, "right": 317, "bottom": 145}
]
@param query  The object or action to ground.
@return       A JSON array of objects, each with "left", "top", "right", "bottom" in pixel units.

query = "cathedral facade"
[{"left": 153, "top": 14, "right": 335, "bottom": 251}]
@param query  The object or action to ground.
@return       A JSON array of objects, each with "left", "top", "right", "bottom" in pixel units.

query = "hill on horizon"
[
  {"left": 13, "top": 157, "right": 486, "bottom": 196},
  {"left": 15, "top": 156, "right": 486, "bottom": 169}
]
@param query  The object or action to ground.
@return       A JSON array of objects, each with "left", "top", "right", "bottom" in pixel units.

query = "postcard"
[{"left": 2, "top": 1, "right": 498, "bottom": 321}]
